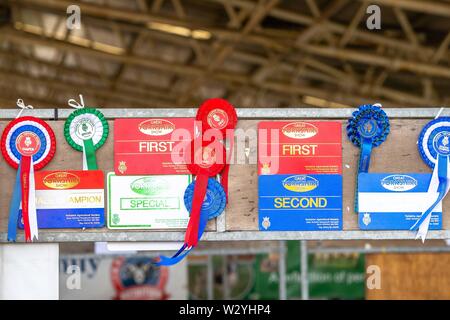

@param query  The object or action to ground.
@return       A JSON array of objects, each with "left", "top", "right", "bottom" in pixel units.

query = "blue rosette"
[
  {"left": 412, "top": 117, "right": 450, "bottom": 241},
  {"left": 347, "top": 104, "right": 390, "bottom": 213},
  {"left": 184, "top": 178, "right": 226, "bottom": 221},
  {"left": 347, "top": 104, "right": 390, "bottom": 152}
]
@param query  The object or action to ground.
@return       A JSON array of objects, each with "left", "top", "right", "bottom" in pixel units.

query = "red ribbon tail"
[
  {"left": 20, "top": 156, "right": 31, "bottom": 242},
  {"left": 184, "top": 174, "right": 209, "bottom": 247}
]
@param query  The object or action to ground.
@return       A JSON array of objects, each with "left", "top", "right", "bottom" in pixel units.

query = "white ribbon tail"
[
  {"left": 82, "top": 143, "right": 88, "bottom": 170},
  {"left": 28, "top": 158, "right": 38, "bottom": 241},
  {"left": 412, "top": 158, "right": 450, "bottom": 241},
  {"left": 415, "top": 214, "right": 431, "bottom": 243}
]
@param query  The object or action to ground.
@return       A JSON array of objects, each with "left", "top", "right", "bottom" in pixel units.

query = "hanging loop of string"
[
  {"left": 435, "top": 107, "right": 445, "bottom": 119},
  {"left": 372, "top": 103, "right": 382, "bottom": 108},
  {"left": 68, "top": 94, "right": 85, "bottom": 109},
  {"left": 16, "top": 99, "right": 34, "bottom": 119}
]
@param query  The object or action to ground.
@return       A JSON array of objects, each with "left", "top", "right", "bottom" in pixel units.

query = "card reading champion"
[
  {"left": 358, "top": 173, "right": 442, "bottom": 230},
  {"left": 114, "top": 118, "right": 195, "bottom": 175},
  {"left": 18, "top": 170, "right": 105, "bottom": 229},
  {"left": 107, "top": 173, "right": 192, "bottom": 229},
  {"left": 258, "top": 121, "right": 343, "bottom": 231},
  {"left": 258, "top": 121, "right": 342, "bottom": 175}
]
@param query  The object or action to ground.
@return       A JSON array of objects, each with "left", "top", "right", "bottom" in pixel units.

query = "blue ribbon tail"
[
  {"left": 7, "top": 163, "right": 22, "bottom": 242},
  {"left": 155, "top": 247, "right": 193, "bottom": 266},
  {"left": 155, "top": 206, "right": 210, "bottom": 266},
  {"left": 198, "top": 205, "right": 209, "bottom": 240},
  {"left": 411, "top": 155, "right": 447, "bottom": 231},
  {"left": 355, "top": 138, "right": 373, "bottom": 213}
]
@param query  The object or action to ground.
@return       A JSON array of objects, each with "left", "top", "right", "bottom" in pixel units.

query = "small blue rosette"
[
  {"left": 184, "top": 178, "right": 226, "bottom": 221},
  {"left": 347, "top": 104, "right": 390, "bottom": 213}
]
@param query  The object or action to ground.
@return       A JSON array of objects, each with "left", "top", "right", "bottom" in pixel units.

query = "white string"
[
  {"left": 16, "top": 99, "right": 34, "bottom": 118},
  {"left": 68, "top": 94, "right": 85, "bottom": 109},
  {"left": 435, "top": 107, "right": 444, "bottom": 119},
  {"left": 372, "top": 103, "right": 382, "bottom": 108}
]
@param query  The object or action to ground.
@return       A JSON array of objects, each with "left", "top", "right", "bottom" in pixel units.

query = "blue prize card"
[
  {"left": 358, "top": 173, "right": 442, "bottom": 230},
  {"left": 258, "top": 174, "right": 343, "bottom": 231}
]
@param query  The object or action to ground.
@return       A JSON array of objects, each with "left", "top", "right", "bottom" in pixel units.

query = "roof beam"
[
  {"left": 360, "top": 0, "right": 450, "bottom": 18},
  {"left": 3, "top": 26, "right": 442, "bottom": 107},
  {"left": 206, "top": 0, "right": 449, "bottom": 60},
  {"left": 300, "top": 44, "right": 450, "bottom": 79},
  {"left": 13, "top": 0, "right": 285, "bottom": 51},
  {"left": 0, "top": 49, "right": 178, "bottom": 104},
  {"left": 0, "top": 66, "right": 175, "bottom": 108},
  {"left": 177, "top": 0, "right": 281, "bottom": 104},
  {"left": 1, "top": 28, "right": 250, "bottom": 83}
]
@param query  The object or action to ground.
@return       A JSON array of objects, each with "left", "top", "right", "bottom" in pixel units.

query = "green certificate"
[{"left": 107, "top": 173, "right": 192, "bottom": 229}]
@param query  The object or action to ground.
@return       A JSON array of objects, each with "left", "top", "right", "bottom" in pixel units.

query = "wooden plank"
[
  {"left": 366, "top": 253, "right": 450, "bottom": 299},
  {"left": 0, "top": 119, "right": 448, "bottom": 241}
]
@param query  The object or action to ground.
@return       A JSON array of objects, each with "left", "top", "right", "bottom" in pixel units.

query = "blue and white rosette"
[
  {"left": 347, "top": 104, "right": 390, "bottom": 213},
  {"left": 414, "top": 117, "right": 450, "bottom": 242}
]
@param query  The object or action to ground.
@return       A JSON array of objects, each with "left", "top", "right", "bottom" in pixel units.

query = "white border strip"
[{"left": 1, "top": 108, "right": 450, "bottom": 119}]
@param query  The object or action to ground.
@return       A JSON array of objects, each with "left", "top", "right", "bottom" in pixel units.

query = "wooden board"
[
  {"left": 0, "top": 119, "right": 448, "bottom": 241},
  {"left": 366, "top": 253, "right": 450, "bottom": 299}
]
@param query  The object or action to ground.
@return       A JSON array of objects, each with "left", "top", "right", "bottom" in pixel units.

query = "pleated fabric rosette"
[
  {"left": 347, "top": 104, "right": 390, "bottom": 213},
  {"left": 1, "top": 116, "right": 56, "bottom": 242},
  {"left": 156, "top": 98, "right": 237, "bottom": 266}
]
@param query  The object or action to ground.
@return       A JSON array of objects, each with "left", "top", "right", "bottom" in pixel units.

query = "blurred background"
[
  {"left": 0, "top": 0, "right": 449, "bottom": 108},
  {"left": 1, "top": 0, "right": 450, "bottom": 300}
]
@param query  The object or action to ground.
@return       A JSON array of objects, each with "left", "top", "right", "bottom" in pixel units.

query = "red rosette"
[
  {"left": 196, "top": 98, "right": 238, "bottom": 135},
  {"left": 186, "top": 139, "right": 226, "bottom": 176},
  {"left": 1, "top": 116, "right": 56, "bottom": 170}
]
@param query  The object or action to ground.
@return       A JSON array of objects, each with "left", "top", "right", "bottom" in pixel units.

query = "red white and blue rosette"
[
  {"left": 413, "top": 117, "right": 450, "bottom": 241},
  {"left": 1, "top": 116, "right": 56, "bottom": 242}
]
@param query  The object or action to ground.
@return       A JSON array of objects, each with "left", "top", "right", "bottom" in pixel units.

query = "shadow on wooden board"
[{"left": 366, "top": 253, "right": 450, "bottom": 300}]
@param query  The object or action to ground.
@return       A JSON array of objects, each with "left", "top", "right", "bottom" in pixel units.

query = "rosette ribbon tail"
[
  {"left": 359, "top": 138, "right": 373, "bottom": 173},
  {"left": 28, "top": 157, "right": 38, "bottom": 241},
  {"left": 355, "top": 138, "right": 373, "bottom": 213},
  {"left": 411, "top": 154, "right": 449, "bottom": 242},
  {"left": 185, "top": 174, "right": 209, "bottom": 247},
  {"left": 82, "top": 138, "right": 98, "bottom": 170},
  {"left": 7, "top": 163, "right": 22, "bottom": 242},
  {"left": 155, "top": 178, "right": 210, "bottom": 266},
  {"left": 20, "top": 156, "right": 38, "bottom": 242}
]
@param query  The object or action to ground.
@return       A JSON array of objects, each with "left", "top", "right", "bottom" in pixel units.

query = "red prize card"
[
  {"left": 258, "top": 121, "right": 342, "bottom": 175},
  {"left": 114, "top": 118, "right": 195, "bottom": 175}
]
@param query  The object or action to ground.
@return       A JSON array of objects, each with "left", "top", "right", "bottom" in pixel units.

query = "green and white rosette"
[{"left": 64, "top": 108, "right": 109, "bottom": 170}]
